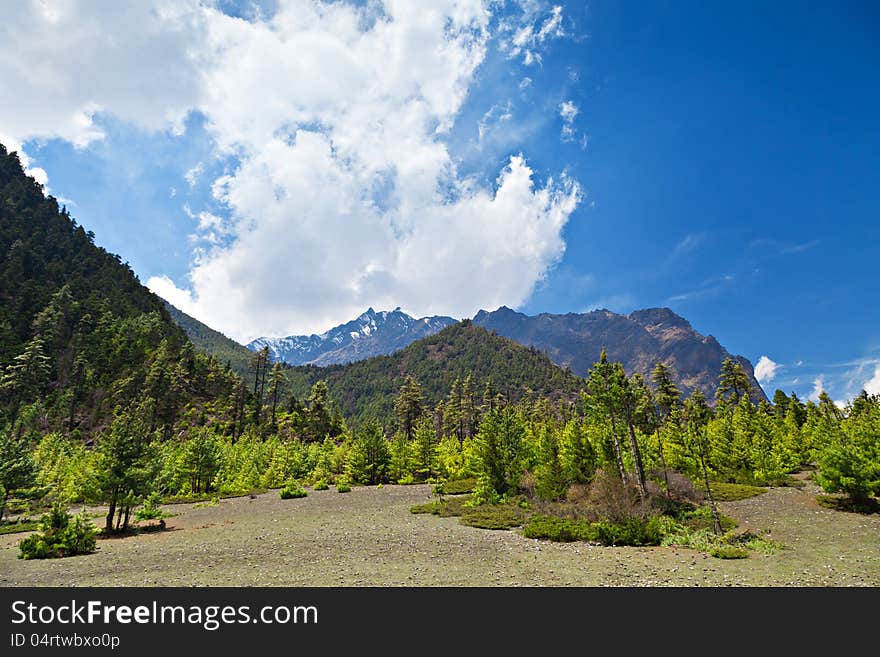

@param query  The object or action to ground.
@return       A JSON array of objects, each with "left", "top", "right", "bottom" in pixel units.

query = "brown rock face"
[{"left": 472, "top": 306, "right": 766, "bottom": 401}]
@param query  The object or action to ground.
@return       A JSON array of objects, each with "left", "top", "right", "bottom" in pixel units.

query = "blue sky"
[{"left": 3, "top": 0, "right": 878, "bottom": 402}]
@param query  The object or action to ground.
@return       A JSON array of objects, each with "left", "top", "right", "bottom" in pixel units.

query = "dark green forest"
[{"left": 1, "top": 143, "right": 877, "bottom": 561}]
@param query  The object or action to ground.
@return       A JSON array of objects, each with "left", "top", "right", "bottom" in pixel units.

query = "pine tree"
[
  {"left": 0, "top": 430, "right": 36, "bottom": 522},
  {"left": 394, "top": 375, "right": 424, "bottom": 441},
  {"left": 586, "top": 349, "right": 627, "bottom": 484},
  {"left": 684, "top": 390, "right": 722, "bottom": 534},
  {"left": 413, "top": 416, "right": 438, "bottom": 480},
  {"left": 715, "top": 357, "right": 752, "bottom": 406},
  {"left": 268, "top": 362, "right": 285, "bottom": 431},
  {"left": 347, "top": 420, "right": 390, "bottom": 485}
]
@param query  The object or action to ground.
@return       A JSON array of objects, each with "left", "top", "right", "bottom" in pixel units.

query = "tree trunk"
[
  {"left": 0, "top": 489, "right": 8, "bottom": 524},
  {"left": 608, "top": 413, "right": 627, "bottom": 484},
  {"left": 105, "top": 491, "right": 117, "bottom": 535},
  {"left": 698, "top": 445, "right": 723, "bottom": 535},
  {"left": 655, "top": 430, "right": 670, "bottom": 498},
  {"left": 626, "top": 421, "right": 648, "bottom": 500},
  {"left": 122, "top": 505, "right": 131, "bottom": 532}
]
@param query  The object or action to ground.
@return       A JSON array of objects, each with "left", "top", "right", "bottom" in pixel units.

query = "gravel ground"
[{"left": 1, "top": 480, "right": 878, "bottom": 587}]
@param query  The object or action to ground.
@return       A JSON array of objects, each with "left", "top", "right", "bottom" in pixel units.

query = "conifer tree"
[{"left": 394, "top": 375, "right": 424, "bottom": 441}]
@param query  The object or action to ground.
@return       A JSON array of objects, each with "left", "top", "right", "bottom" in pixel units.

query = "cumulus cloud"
[
  {"left": 864, "top": 365, "right": 880, "bottom": 396},
  {"left": 3, "top": 1, "right": 582, "bottom": 341},
  {"left": 0, "top": 1, "right": 208, "bottom": 148},
  {"left": 754, "top": 356, "right": 780, "bottom": 384}
]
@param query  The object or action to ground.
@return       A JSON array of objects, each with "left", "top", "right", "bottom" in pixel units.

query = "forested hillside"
[
  {"left": 162, "top": 300, "right": 255, "bottom": 381},
  {"left": 0, "top": 144, "right": 239, "bottom": 441},
  {"left": 285, "top": 320, "right": 586, "bottom": 422}
]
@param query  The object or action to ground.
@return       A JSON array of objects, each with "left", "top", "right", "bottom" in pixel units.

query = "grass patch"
[
  {"left": 434, "top": 478, "right": 477, "bottom": 496},
  {"left": 410, "top": 496, "right": 471, "bottom": 517},
  {"left": 459, "top": 504, "right": 527, "bottom": 530},
  {"left": 710, "top": 544, "right": 749, "bottom": 559},
  {"left": 523, "top": 515, "right": 594, "bottom": 542},
  {"left": 164, "top": 490, "right": 266, "bottom": 505},
  {"left": 816, "top": 495, "right": 880, "bottom": 514},
  {"left": 0, "top": 520, "right": 40, "bottom": 536},
  {"left": 709, "top": 482, "right": 767, "bottom": 501}
]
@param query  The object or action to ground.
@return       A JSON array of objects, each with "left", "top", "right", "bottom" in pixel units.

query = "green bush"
[
  {"left": 18, "top": 505, "right": 97, "bottom": 560},
  {"left": 434, "top": 477, "right": 478, "bottom": 496},
  {"left": 522, "top": 514, "right": 594, "bottom": 542},
  {"left": 279, "top": 481, "right": 308, "bottom": 499},
  {"left": 680, "top": 506, "right": 737, "bottom": 532},
  {"left": 592, "top": 517, "right": 663, "bottom": 547},
  {"left": 336, "top": 480, "right": 352, "bottom": 493},
  {"left": 709, "top": 544, "right": 749, "bottom": 559},
  {"left": 135, "top": 492, "right": 165, "bottom": 522},
  {"left": 459, "top": 504, "right": 525, "bottom": 530},
  {"left": 313, "top": 480, "right": 330, "bottom": 491}
]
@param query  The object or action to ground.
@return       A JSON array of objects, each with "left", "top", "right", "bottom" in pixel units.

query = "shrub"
[
  {"left": 586, "top": 469, "right": 650, "bottom": 523},
  {"left": 680, "top": 506, "right": 737, "bottom": 532},
  {"left": 18, "top": 505, "right": 97, "bottom": 560},
  {"left": 435, "top": 477, "right": 477, "bottom": 496},
  {"left": 592, "top": 517, "right": 663, "bottom": 547},
  {"left": 522, "top": 514, "right": 594, "bottom": 542},
  {"left": 135, "top": 492, "right": 165, "bottom": 522},
  {"left": 313, "top": 480, "right": 330, "bottom": 491},
  {"left": 709, "top": 544, "right": 749, "bottom": 559},
  {"left": 279, "top": 481, "right": 308, "bottom": 499},
  {"left": 664, "top": 471, "right": 703, "bottom": 503},
  {"left": 459, "top": 504, "right": 525, "bottom": 530},
  {"left": 336, "top": 480, "right": 352, "bottom": 493}
]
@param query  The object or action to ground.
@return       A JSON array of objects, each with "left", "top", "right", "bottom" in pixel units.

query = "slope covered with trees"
[
  {"left": 162, "top": 300, "right": 255, "bottom": 381},
  {"left": 285, "top": 320, "right": 586, "bottom": 423}
]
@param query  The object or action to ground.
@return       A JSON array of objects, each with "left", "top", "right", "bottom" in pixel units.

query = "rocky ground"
[{"left": 1, "top": 478, "right": 878, "bottom": 587}]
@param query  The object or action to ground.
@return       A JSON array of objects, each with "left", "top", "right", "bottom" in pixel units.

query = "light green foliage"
[
  {"left": 388, "top": 432, "right": 416, "bottom": 484},
  {"left": 135, "top": 491, "right": 165, "bottom": 522},
  {"left": 816, "top": 400, "right": 880, "bottom": 502},
  {"left": 279, "top": 480, "right": 308, "bottom": 499},
  {"left": 559, "top": 419, "right": 598, "bottom": 485},
  {"left": 436, "top": 434, "right": 476, "bottom": 481},
  {"left": 18, "top": 504, "right": 97, "bottom": 559}
]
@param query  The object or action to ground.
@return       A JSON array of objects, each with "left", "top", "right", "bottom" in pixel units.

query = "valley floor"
[{"left": 1, "top": 479, "right": 878, "bottom": 587}]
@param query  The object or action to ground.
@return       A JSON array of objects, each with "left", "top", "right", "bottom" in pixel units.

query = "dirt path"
[{"left": 1, "top": 482, "right": 878, "bottom": 586}]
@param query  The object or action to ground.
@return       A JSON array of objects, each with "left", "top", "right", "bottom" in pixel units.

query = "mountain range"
[
  {"left": 247, "top": 307, "right": 456, "bottom": 366},
  {"left": 473, "top": 306, "right": 766, "bottom": 401},
  {"left": 230, "top": 306, "right": 766, "bottom": 401}
]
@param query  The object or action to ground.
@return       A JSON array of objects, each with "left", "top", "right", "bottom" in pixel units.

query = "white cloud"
[
  {"left": 809, "top": 376, "right": 825, "bottom": 402},
  {"left": 864, "top": 365, "right": 880, "bottom": 396},
  {"left": 754, "top": 356, "right": 780, "bottom": 384},
  {"left": 559, "top": 100, "right": 579, "bottom": 142},
  {"left": 502, "top": 3, "right": 566, "bottom": 65},
  {"left": 100, "top": 1, "right": 583, "bottom": 341},
  {"left": 0, "top": 1, "right": 209, "bottom": 149}
]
